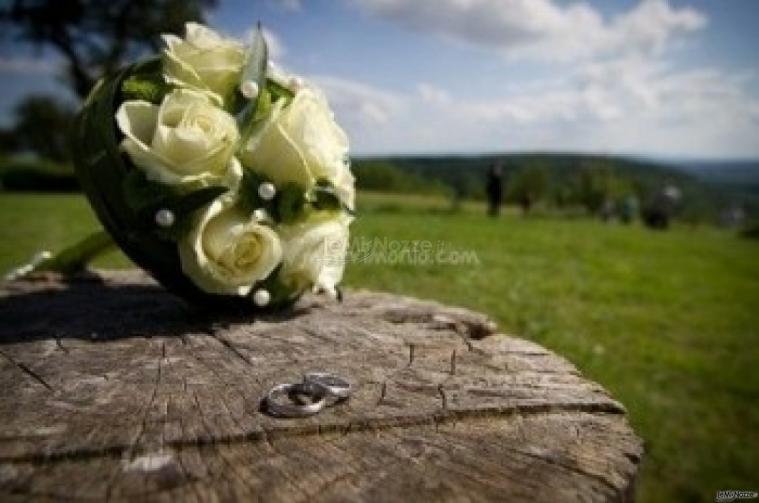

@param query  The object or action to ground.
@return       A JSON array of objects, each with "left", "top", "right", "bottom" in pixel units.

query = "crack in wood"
[
  {"left": 0, "top": 348, "right": 54, "bottom": 391},
  {"left": 209, "top": 333, "right": 251, "bottom": 367},
  {"left": 377, "top": 381, "right": 387, "bottom": 406},
  {"left": 437, "top": 385, "right": 448, "bottom": 411},
  {"left": 53, "top": 337, "right": 69, "bottom": 354},
  {"left": 0, "top": 403, "right": 626, "bottom": 466},
  {"left": 451, "top": 330, "right": 475, "bottom": 351},
  {"left": 128, "top": 346, "right": 162, "bottom": 457}
]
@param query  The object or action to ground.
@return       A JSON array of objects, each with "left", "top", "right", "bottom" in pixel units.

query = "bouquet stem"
[{"left": 4, "top": 230, "right": 116, "bottom": 280}]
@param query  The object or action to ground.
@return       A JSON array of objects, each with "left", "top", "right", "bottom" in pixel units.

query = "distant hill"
[
  {"left": 670, "top": 160, "right": 759, "bottom": 188},
  {"left": 669, "top": 160, "right": 759, "bottom": 185},
  {"left": 353, "top": 153, "right": 757, "bottom": 221},
  {"left": 668, "top": 160, "right": 759, "bottom": 214}
]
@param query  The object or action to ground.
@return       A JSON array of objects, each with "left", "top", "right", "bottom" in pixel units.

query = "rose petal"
[
  {"left": 116, "top": 100, "right": 158, "bottom": 145},
  {"left": 245, "top": 120, "right": 315, "bottom": 189}
]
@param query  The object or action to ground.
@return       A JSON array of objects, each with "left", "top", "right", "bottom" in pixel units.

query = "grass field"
[{"left": 1, "top": 192, "right": 758, "bottom": 502}]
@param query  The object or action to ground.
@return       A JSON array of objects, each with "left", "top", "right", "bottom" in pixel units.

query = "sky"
[{"left": 1, "top": 0, "right": 759, "bottom": 159}]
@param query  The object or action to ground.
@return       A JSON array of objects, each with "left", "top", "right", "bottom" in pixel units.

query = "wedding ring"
[
  {"left": 263, "top": 373, "right": 352, "bottom": 419},
  {"left": 303, "top": 372, "right": 352, "bottom": 400},
  {"left": 264, "top": 382, "right": 326, "bottom": 418}
]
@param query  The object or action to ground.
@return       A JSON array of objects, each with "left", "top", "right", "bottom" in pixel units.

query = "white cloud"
[
  {"left": 350, "top": 0, "right": 706, "bottom": 62},
  {"left": 318, "top": 0, "right": 759, "bottom": 157},
  {"left": 470, "top": 60, "right": 757, "bottom": 131},
  {"left": 308, "top": 75, "right": 408, "bottom": 152},
  {"left": 417, "top": 83, "right": 451, "bottom": 105},
  {"left": 614, "top": 0, "right": 705, "bottom": 53},
  {"left": 312, "top": 64, "right": 759, "bottom": 157},
  {"left": 311, "top": 75, "right": 404, "bottom": 125},
  {"left": 0, "top": 57, "right": 56, "bottom": 75}
]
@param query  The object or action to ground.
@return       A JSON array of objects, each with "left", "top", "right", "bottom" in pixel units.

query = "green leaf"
[
  {"left": 240, "top": 170, "right": 314, "bottom": 224},
  {"left": 172, "top": 185, "right": 228, "bottom": 216},
  {"left": 122, "top": 169, "right": 170, "bottom": 213},
  {"left": 253, "top": 86, "right": 272, "bottom": 121},
  {"left": 266, "top": 78, "right": 295, "bottom": 103},
  {"left": 130, "top": 58, "right": 163, "bottom": 75},
  {"left": 152, "top": 185, "right": 229, "bottom": 240},
  {"left": 308, "top": 179, "right": 354, "bottom": 215},
  {"left": 121, "top": 74, "right": 170, "bottom": 104},
  {"left": 73, "top": 67, "right": 135, "bottom": 240},
  {"left": 241, "top": 24, "right": 268, "bottom": 90},
  {"left": 226, "top": 88, "right": 247, "bottom": 115},
  {"left": 275, "top": 182, "right": 308, "bottom": 224},
  {"left": 237, "top": 25, "right": 269, "bottom": 146},
  {"left": 122, "top": 169, "right": 227, "bottom": 240},
  {"left": 119, "top": 57, "right": 169, "bottom": 104},
  {"left": 238, "top": 169, "right": 271, "bottom": 214},
  {"left": 250, "top": 265, "right": 299, "bottom": 309},
  {"left": 311, "top": 179, "right": 341, "bottom": 211},
  {"left": 235, "top": 87, "right": 272, "bottom": 152}
]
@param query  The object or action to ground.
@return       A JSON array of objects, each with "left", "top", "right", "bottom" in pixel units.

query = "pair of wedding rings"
[{"left": 263, "top": 372, "right": 351, "bottom": 418}]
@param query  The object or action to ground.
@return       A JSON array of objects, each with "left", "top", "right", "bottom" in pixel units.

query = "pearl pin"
[
  {"left": 253, "top": 288, "right": 271, "bottom": 307},
  {"left": 240, "top": 80, "right": 259, "bottom": 99},
  {"left": 155, "top": 209, "right": 175, "bottom": 228},
  {"left": 258, "top": 182, "right": 276, "bottom": 200}
]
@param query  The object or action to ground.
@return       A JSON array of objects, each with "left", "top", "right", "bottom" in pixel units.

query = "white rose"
[
  {"left": 116, "top": 89, "right": 240, "bottom": 186},
  {"left": 162, "top": 23, "right": 245, "bottom": 104},
  {"left": 278, "top": 212, "right": 352, "bottom": 297},
  {"left": 178, "top": 198, "right": 283, "bottom": 296},
  {"left": 241, "top": 87, "right": 355, "bottom": 210}
]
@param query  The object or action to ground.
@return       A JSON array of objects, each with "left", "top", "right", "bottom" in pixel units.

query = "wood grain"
[{"left": 0, "top": 270, "right": 642, "bottom": 502}]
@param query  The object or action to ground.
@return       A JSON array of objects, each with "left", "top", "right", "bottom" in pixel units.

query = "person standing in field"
[
  {"left": 486, "top": 162, "right": 503, "bottom": 216},
  {"left": 643, "top": 183, "right": 681, "bottom": 230}
]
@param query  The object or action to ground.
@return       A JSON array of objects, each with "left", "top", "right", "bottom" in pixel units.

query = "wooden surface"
[{"left": 0, "top": 270, "right": 642, "bottom": 502}]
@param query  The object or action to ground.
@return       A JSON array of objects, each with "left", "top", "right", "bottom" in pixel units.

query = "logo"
[{"left": 716, "top": 490, "right": 758, "bottom": 503}]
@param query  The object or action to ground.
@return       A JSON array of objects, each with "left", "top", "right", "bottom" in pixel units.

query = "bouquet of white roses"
[{"left": 71, "top": 22, "right": 355, "bottom": 310}]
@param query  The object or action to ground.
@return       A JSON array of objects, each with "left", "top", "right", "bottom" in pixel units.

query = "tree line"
[{"left": 352, "top": 155, "right": 740, "bottom": 224}]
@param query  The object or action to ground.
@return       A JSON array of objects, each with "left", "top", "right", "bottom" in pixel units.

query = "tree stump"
[{"left": 0, "top": 270, "right": 642, "bottom": 502}]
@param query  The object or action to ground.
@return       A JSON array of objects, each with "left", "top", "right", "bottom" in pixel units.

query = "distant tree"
[
  {"left": 551, "top": 183, "right": 575, "bottom": 209},
  {"left": 457, "top": 175, "right": 483, "bottom": 200},
  {"left": 0, "top": 129, "right": 19, "bottom": 155},
  {"left": 507, "top": 164, "right": 549, "bottom": 214},
  {"left": 354, "top": 162, "right": 417, "bottom": 192},
  {"left": 9, "top": 95, "right": 75, "bottom": 162},
  {"left": 572, "top": 162, "right": 632, "bottom": 215},
  {"left": 353, "top": 161, "right": 450, "bottom": 196},
  {"left": 1, "top": 0, "right": 217, "bottom": 99}
]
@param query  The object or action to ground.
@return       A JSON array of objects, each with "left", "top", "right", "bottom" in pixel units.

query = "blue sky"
[{"left": 2, "top": 0, "right": 759, "bottom": 158}]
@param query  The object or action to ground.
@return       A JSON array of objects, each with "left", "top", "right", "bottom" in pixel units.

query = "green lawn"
[{"left": 1, "top": 192, "right": 758, "bottom": 502}]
